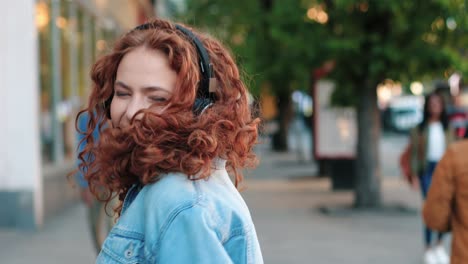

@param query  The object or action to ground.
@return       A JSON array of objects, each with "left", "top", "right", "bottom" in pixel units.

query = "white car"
[{"left": 383, "top": 96, "right": 424, "bottom": 132}]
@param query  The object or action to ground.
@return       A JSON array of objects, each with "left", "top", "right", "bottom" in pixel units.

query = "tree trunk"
[
  {"left": 272, "top": 92, "right": 292, "bottom": 151},
  {"left": 354, "top": 80, "right": 382, "bottom": 208}
]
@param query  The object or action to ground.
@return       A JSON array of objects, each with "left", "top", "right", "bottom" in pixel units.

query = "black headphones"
[{"left": 103, "top": 23, "right": 216, "bottom": 118}]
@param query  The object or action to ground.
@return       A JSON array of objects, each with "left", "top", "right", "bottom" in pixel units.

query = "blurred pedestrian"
[
  {"left": 423, "top": 140, "right": 468, "bottom": 264},
  {"left": 409, "top": 92, "right": 454, "bottom": 264},
  {"left": 435, "top": 79, "right": 468, "bottom": 140},
  {"left": 76, "top": 18, "right": 263, "bottom": 263}
]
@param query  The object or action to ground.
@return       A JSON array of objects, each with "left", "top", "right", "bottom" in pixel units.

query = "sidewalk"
[
  {"left": 245, "top": 177, "right": 427, "bottom": 264},
  {"left": 0, "top": 142, "right": 442, "bottom": 264},
  {"left": 245, "top": 141, "right": 435, "bottom": 264}
]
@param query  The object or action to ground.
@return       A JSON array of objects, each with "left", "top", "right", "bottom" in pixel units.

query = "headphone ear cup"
[{"left": 193, "top": 97, "right": 213, "bottom": 115}]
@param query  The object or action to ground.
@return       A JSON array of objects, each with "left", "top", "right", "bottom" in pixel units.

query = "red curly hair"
[{"left": 76, "top": 18, "right": 259, "bottom": 213}]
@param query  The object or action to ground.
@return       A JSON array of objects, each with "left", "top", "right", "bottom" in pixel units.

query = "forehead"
[
  {"left": 116, "top": 46, "right": 176, "bottom": 91},
  {"left": 429, "top": 95, "right": 442, "bottom": 102}
]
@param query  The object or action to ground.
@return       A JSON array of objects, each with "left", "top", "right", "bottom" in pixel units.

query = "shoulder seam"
[
  {"left": 222, "top": 226, "right": 248, "bottom": 245},
  {"left": 152, "top": 191, "right": 203, "bottom": 259}
]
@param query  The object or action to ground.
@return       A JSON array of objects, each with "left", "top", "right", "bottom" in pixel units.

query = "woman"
[
  {"left": 77, "top": 18, "right": 263, "bottom": 263},
  {"left": 410, "top": 92, "right": 453, "bottom": 264}
]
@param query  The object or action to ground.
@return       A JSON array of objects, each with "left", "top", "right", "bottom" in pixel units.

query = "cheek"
[
  {"left": 150, "top": 105, "right": 167, "bottom": 115},
  {"left": 433, "top": 102, "right": 443, "bottom": 112}
]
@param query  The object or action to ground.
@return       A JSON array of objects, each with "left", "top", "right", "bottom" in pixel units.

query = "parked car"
[{"left": 382, "top": 96, "right": 424, "bottom": 133}]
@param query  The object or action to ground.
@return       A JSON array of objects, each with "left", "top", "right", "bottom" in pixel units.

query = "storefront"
[
  {"left": 38, "top": 0, "right": 117, "bottom": 164},
  {"left": 0, "top": 0, "right": 154, "bottom": 230}
]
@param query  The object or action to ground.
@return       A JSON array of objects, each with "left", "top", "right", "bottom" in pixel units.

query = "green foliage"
[
  {"left": 178, "top": 0, "right": 329, "bottom": 96},
  {"left": 321, "top": 0, "right": 467, "bottom": 105},
  {"left": 177, "top": 0, "right": 467, "bottom": 103}
]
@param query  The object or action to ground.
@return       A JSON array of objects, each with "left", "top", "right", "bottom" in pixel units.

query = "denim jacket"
[{"left": 96, "top": 159, "right": 263, "bottom": 264}]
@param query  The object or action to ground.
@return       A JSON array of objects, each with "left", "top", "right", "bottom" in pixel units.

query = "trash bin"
[{"left": 329, "top": 159, "right": 355, "bottom": 190}]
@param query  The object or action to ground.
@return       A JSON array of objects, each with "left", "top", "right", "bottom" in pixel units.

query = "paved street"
[
  {"left": 0, "top": 133, "right": 448, "bottom": 264},
  {"left": 246, "top": 177, "right": 427, "bottom": 264}
]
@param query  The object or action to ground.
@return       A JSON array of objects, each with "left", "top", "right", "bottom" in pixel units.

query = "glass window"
[
  {"left": 37, "top": 0, "right": 53, "bottom": 163},
  {"left": 38, "top": 0, "right": 119, "bottom": 165},
  {"left": 77, "top": 10, "right": 94, "bottom": 105},
  {"left": 59, "top": 0, "right": 75, "bottom": 161}
]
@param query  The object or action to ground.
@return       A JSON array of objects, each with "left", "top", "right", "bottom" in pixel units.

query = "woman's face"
[
  {"left": 428, "top": 94, "right": 443, "bottom": 118},
  {"left": 110, "top": 46, "right": 177, "bottom": 128}
]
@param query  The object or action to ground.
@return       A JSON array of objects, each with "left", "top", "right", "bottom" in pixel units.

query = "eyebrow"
[{"left": 115, "top": 80, "right": 171, "bottom": 94}]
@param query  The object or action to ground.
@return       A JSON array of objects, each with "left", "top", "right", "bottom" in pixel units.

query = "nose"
[{"left": 125, "top": 97, "right": 145, "bottom": 123}]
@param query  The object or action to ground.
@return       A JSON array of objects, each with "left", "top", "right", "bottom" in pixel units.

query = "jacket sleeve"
[
  {"left": 422, "top": 146, "right": 455, "bottom": 232},
  {"left": 155, "top": 204, "right": 234, "bottom": 264},
  {"left": 75, "top": 113, "right": 89, "bottom": 188}
]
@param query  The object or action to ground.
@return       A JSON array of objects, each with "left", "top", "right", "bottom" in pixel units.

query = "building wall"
[
  {"left": 0, "top": 0, "right": 153, "bottom": 230},
  {"left": 0, "top": 0, "right": 42, "bottom": 229}
]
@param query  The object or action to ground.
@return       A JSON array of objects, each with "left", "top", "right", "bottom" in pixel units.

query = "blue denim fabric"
[
  {"left": 96, "top": 161, "right": 263, "bottom": 264},
  {"left": 75, "top": 112, "right": 103, "bottom": 188},
  {"left": 419, "top": 161, "right": 444, "bottom": 246}
]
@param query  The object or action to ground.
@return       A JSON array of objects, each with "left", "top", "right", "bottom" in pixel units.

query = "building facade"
[{"left": 0, "top": 0, "right": 155, "bottom": 229}]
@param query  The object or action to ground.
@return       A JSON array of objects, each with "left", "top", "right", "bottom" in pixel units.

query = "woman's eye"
[
  {"left": 115, "top": 91, "right": 130, "bottom": 97},
  {"left": 150, "top": 97, "right": 167, "bottom": 102}
]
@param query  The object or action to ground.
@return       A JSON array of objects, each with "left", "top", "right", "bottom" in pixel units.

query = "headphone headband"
[
  {"left": 137, "top": 23, "right": 215, "bottom": 99},
  {"left": 174, "top": 24, "right": 213, "bottom": 98}
]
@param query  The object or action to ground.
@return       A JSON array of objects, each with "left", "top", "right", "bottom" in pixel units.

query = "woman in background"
[{"left": 410, "top": 92, "right": 453, "bottom": 264}]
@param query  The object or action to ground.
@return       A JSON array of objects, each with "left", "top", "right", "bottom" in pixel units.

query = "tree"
[
  {"left": 178, "top": 0, "right": 468, "bottom": 208},
  {"left": 178, "top": 0, "right": 328, "bottom": 151},
  {"left": 320, "top": 0, "right": 467, "bottom": 207}
]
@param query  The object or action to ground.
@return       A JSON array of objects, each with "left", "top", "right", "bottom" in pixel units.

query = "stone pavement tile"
[{"left": 0, "top": 205, "right": 95, "bottom": 264}]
